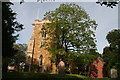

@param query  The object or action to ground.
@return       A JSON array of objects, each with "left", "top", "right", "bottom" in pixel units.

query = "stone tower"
[{"left": 26, "top": 18, "right": 56, "bottom": 73}]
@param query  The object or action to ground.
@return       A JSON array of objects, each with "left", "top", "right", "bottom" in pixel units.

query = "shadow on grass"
[
  {"left": 2, "top": 72, "right": 110, "bottom": 80},
  {"left": 2, "top": 72, "right": 85, "bottom": 80}
]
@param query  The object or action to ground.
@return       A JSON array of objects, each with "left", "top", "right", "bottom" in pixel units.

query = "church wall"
[{"left": 26, "top": 19, "right": 56, "bottom": 73}]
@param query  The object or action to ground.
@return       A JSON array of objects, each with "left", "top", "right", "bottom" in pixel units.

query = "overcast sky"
[{"left": 11, "top": 2, "right": 118, "bottom": 54}]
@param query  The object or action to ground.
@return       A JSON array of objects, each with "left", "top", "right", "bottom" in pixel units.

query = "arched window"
[
  {"left": 39, "top": 55, "right": 43, "bottom": 65},
  {"left": 42, "top": 32, "right": 46, "bottom": 38}
]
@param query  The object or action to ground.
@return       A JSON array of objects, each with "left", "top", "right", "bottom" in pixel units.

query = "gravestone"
[
  {"left": 110, "top": 69, "right": 118, "bottom": 78},
  {"left": 58, "top": 59, "right": 65, "bottom": 75}
]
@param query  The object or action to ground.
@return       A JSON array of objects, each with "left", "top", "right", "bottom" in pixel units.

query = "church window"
[
  {"left": 42, "top": 31, "right": 46, "bottom": 38},
  {"left": 39, "top": 55, "right": 43, "bottom": 65}
]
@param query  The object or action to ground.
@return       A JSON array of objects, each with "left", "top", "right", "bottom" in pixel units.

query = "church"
[{"left": 26, "top": 17, "right": 56, "bottom": 73}]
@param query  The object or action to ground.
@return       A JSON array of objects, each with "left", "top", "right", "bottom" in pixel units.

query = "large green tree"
[
  {"left": 41, "top": 3, "right": 98, "bottom": 69},
  {"left": 2, "top": 2, "right": 23, "bottom": 72},
  {"left": 2, "top": 2, "right": 23, "bottom": 57},
  {"left": 12, "top": 44, "right": 27, "bottom": 71},
  {"left": 103, "top": 29, "right": 120, "bottom": 77}
]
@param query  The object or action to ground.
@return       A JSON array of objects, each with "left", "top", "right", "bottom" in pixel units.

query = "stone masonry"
[
  {"left": 90, "top": 57, "right": 104, "bottom": 78},
  {"left": 26, "top": 18, "right": 56, "bottom": 73}
]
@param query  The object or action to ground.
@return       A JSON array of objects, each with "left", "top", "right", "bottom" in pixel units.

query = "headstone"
[
  {"left": 110, "top": 69, "right": 118, "bottom": 78},
  {"left": 58, "top": 59, "right": 65, "bottom": 75}
]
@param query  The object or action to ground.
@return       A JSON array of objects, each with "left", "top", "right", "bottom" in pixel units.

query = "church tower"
[{"left": 26, "top": 17, "right": 56, "bottom": 73}]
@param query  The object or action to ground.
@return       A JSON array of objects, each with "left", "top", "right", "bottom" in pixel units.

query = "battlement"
[{"left": 32, "top": 19, "right": 51, "bottom": 26}]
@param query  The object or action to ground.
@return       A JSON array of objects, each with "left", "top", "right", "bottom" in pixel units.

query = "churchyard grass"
[
  {"left": 2, "top": 72, "right": 110, "bottom": 80},
  {"left": 2, "top": 72, "right": 87, "bottom": 80}
]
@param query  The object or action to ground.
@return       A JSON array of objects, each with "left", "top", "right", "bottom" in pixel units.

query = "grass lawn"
[{"left": 2, "top": 72, "right": 110, "bottom": 80}]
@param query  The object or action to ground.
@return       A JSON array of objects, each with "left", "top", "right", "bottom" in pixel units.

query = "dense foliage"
[
  {"left": 12, "top": 44, "right": 27, "bottom": 71},
  {"left": 103, "top": 29, "right": 120, "bottom": 77},
  {"left": 2, "top": 2, "right": 24, "bottom": 57},
  {"left": 40, "top": 3, "right": 99, "bottom": 73},
  {"left": 2, "top": 2, "right": 24, "bottom": 72}
]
